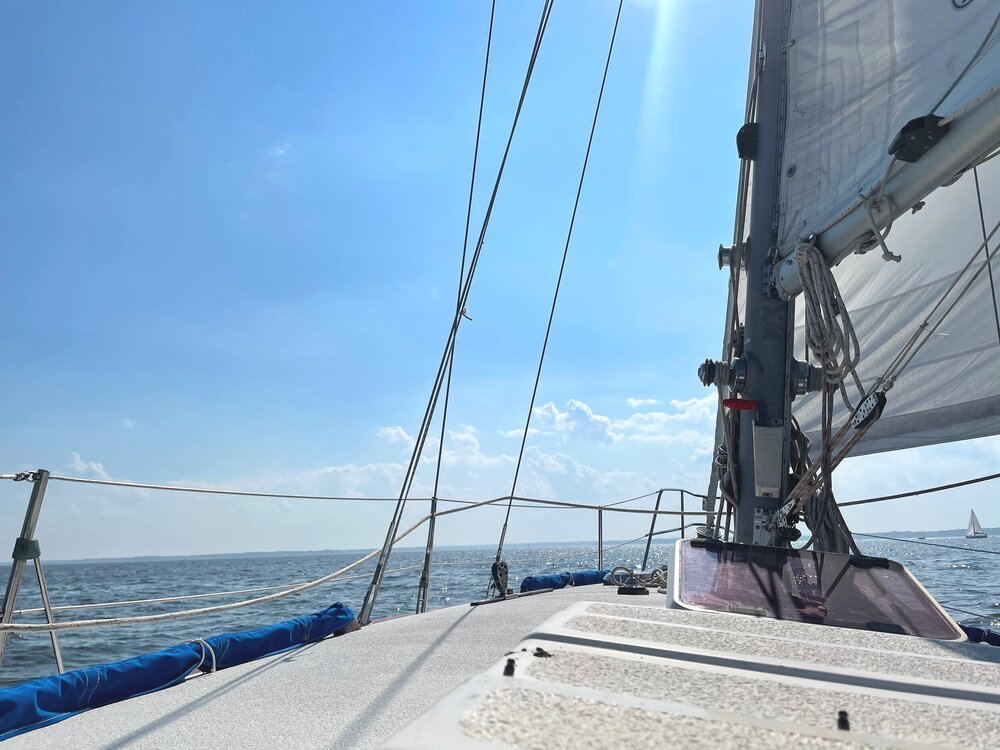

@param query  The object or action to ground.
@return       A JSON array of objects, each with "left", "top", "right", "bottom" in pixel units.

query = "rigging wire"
[
  {"left": 972, "top": 166, "right": 1000, "bottom": 346},
  {"left": 601, "top": 489, "right": 691, "bottom": 508},
  {"left": 841, "top": 471, "right": 1000, "bottom": 507},
  {"left": 883, "top": 215, "right": 1000, "bottom": 388},
  {"left": 11, "top": 568, "right": 421, "bottom": 616},
  {"left": 929, "top": 6, "right": 1000, "bottom": 115},
  {"left": 784, "top": 215, "right": 1000, "bottom": 512},
  {"left": 431, "top": 0, "right": 495, "bottom": 504},
  {"left": 3, "top": 472, "right": 705, "bottom": 515},
  {"left": 29, "top": 474, "right": 416, "bottom": 502},
  {"left": 0, "top": 493, "right": 507, "bottom": 634},
  {"left": 359, "top": 0, "right": 556, "bottom": 625},
  {"left": 706, "top": 5, "right": 761, "bottom": 532},
  {"left": 943, "top": 604, "right": 996, "bottom": 621},
  {"left": 418, "top": 0, "right": 497, "bottom": 616},
  {"left": 494, "top": 0, "right": 624, "bottom": 567},
  {"left": 854, "top": 532, "right": 1000, "bottom": 557}
]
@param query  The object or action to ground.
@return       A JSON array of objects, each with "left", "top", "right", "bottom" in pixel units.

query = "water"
[{"left": 2, "top": 536, "right": 999, "bottom": 688}]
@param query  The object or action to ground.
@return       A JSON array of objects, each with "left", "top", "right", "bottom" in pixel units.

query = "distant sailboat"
[{"left": 967, "top": 510, "right": 988, "bottom": 539}]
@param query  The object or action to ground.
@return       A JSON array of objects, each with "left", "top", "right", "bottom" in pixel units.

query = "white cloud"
[
  {"left": 305, "top": 460, "right": 405, "bottom": 498},
  {"left": 627, "top": 397, "right": 660, "bottom": 410},
  {"left": 526, "top": 395, "right": 716, "bottom": 450},
  {"left": 376, "top": 426, "right": 414, "bottom": 447},
  {"left": 498, "top": 427, "right": 541, "bottom": 439},
  {"left": 437, "top": 425, "right": 510, "bottom": 468},
  {"left": 269, "top": 141, "right": 290, "bottom": 158},
  {"left": 533, "top": 400, "right": 623, "bottom": 444},
  {"left": 69, "top": 451, "right": 112, "bottom": 481},
  {"left": 244, "top": 420, "right": 654, "bottom": 506},
  {"left": 520, "top": 448, "right": 660, "bottom": 501},
  {"left": 121, "top": 418, "right": 135, "bottom": 429},
  {"left": 615, "top": 395, "right": 715, "bottom": 432}
]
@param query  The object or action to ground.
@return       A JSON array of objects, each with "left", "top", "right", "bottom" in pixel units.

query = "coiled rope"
[
  {"left": 790, "top": 242, "right": 862, "bottom": 553},
  {"left": 784, "top": 215, "right": 1000, "bottom": 518},
  {"left": 796, "top": 242, "right": 864, "bottom": 408}
]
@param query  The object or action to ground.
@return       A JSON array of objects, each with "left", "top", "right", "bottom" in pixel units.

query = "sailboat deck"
[{"left": 9, "top": 586, "right": 1000, "bottom": 748}]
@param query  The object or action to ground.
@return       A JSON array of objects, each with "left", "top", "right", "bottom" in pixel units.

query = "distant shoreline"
[{"left": 43, "top": 528, "right": 993, "bottom": 565}]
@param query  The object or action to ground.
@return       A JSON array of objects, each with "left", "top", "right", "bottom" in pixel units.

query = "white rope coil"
[{"left": 795, "top": 242, "right": 865, "bottom": 407}]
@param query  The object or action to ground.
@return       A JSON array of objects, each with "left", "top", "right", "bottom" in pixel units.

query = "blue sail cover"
[
  {"left": 199, "top": 602, "right": 356, "bottom": 671},
  {"left": 520, "top": 572, "right": 572, "bottom": 592},
  {"left": 519, "top": 569, "right": 609, "bottom": 593},
  {"left": 0, "top": 603, "right": 356, "bottom": 740},
  {"left": 569, "top": 570, "right": 608, "bottom": 586},
  {"left": 0, "top": 642, "right": 203, "bottom": 740}
]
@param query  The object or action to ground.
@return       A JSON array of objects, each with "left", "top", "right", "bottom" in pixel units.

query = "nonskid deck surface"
[
  {"left": 385, "top": 600, "right": 1000, "bottom": 750},
  {"left": 12, "top": 587, "right": 1000, "bottom": 749}
]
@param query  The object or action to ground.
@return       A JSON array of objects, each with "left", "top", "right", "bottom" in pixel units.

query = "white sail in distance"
[
  {"left": 968, "top": 510, "right": 987, "bottom": 538},
  {"left": 782, "top": 0, "right": 1000, "bottom": 455}
]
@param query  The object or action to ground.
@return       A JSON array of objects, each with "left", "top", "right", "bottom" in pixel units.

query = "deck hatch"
[{"left": 673, "top": 540, "right": 963, "bottom": 640}]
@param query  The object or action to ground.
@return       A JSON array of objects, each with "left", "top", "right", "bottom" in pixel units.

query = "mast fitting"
[
  {"left": 889, "top": 114, "right": 951, "bottom": 163},
  {"left": 718, "top": 243, "right": 746, "bottom": 271},
  {"left": 736, "top": 122, "right": 759, "bottom": 160},
  {"left": 698, "top": 358, "right": 746, "bottom": 392},
  {"left": 851, "top": 391, "right": 887, "bottom": 430},
  {"left": 792, "top": 359, "right": 823, "bottom": 396}
]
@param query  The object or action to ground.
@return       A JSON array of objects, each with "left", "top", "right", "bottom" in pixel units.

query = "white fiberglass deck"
[
  {"left": 10, "top": 586, "right": 1000, "bottom": 748},
  {"left": 7, "top": 587, "right": 626, "bottom": 749}
]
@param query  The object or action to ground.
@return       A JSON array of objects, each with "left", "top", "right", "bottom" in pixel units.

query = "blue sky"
[{"left": 0, "top": 0, "right": 995, "bottom": 560}]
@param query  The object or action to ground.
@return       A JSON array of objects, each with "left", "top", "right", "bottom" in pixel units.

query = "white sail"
[
  {"left": 794, "top": 160, "right": 1000, "bottom": 453},
  {"left": 782, "top": 1, "right": 1000, "bottom": 454},
  {"left": 779, "top": 0, "right": 1000, "bottom": 249},
  {"left": 968, "top": 510, "right": 987, "bottom": 538}
]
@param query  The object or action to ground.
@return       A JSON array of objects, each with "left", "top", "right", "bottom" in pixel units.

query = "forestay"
[{"left": 782, "top": 0, "right": 1000, "bottom": 454}]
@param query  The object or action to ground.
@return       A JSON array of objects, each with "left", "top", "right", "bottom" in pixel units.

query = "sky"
[{"left": 0, "top": 0, "right": 996, "bottom": 560}]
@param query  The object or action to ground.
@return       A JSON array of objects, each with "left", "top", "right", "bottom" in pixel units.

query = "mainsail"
[{"left": 779, "top": 0, "right": 1000, "bottom": 455}]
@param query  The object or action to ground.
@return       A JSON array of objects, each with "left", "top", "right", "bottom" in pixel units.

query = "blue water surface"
[{"left": 1, "top": 536, "right": 997, "bottom": 687}]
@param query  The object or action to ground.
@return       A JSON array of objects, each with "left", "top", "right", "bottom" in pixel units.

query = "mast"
[
  {"left": 701, "top": 0, "right": 797, "bottom": 545},
  {"left": 735, "top": 0, "right": 794, "bottom": 544}
]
